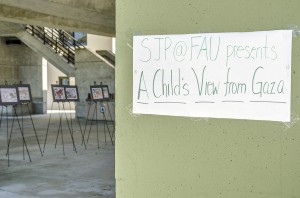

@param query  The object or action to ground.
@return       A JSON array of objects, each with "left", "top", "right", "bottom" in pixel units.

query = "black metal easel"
[
  {"left": 43, "top": 102, "right": 77, "bottom": 155},
  {"left": 83, "top": 101, "right": 101, "bottom": 148},
  {"left": 6, "top": 105, "right": 32, "bottom": 166},
  {"left": 0, "top": 82, "right": 32, "bottom": 166},
  {"left": 19, "top": 102, "right": 43, "bottom": 157},
  {"left": 68, "top": 101, "right": 86, "bottom": 149},
  {"left": 83, "top": 98, "right": 114, "bottom": 147},
  {"left": 100, "top": 100, "right": 115, "bottom": 142}
]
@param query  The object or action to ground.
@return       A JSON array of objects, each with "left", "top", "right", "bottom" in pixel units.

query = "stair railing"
[{"left": 25, "top": 25, "right": 85, "bottom": 65}]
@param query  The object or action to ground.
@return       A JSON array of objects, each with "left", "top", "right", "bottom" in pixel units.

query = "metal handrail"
[{"left": 25, "top": 25, "right": 85, "bottom": 65}]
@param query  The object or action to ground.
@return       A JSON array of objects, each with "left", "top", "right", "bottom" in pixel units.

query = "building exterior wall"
[{"left": 116, "top": 1, "right": 300, "bottom": 198}]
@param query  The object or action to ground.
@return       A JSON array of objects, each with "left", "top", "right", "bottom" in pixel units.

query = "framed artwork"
[
  {"left": 0, "top": 85, "right": 19, "bottom": 105},
  {"left": 17, "top": 84, "right": 32, "bottom": 103},
  {"left": 90, "top": 85, "right": 104, "bottom": 101},
  {"left": 51, "top": 85, "right": 66, "bottom": 102},
  {"left": 65, "top": 85, "right": 79, "bottom": 102},
  {"left": 101, "top": 85, "right": 110, "bottom": 100}
]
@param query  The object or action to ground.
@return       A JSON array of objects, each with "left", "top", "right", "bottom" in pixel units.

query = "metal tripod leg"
[
  {"left": 13, "top": 106, "right": 32, "bottom": 162},
  {"left": 82, "top": 101, "right": 92, "bottom": 146},
  {"left": 21, "top": 104, "right": 25, "bottom": 160},
  {"left": 96, "top": 102, "right": 99, "bottom": 149},
  {"left": 6, "top": 106, "right": 12, "bottom": 166},
  {"left": 43, "top": 102, "right": 54, "bottom": 154},
  {"left": 86, "top": 103, "right": 96, "bottom": 144},
  {"left": 105, "top": 101, "right": 115, "bottom": 139},
  {"left": 75, "top": 102, "right": 86, "bottom": 149},
  {"left": 54, "top": 102, "right": 65, "bottom": 155},
  {"left": 26, "top": 103, "right": 43, "bottom": 156},
  {"left": 62, "top": 102, "right": 77, "bottom": 153},
  {"left": 0, "top": 106, "right": 3, "bottom": 128},
  {"left": 102, "top": 107, "right": 114, "bottom": 146}
]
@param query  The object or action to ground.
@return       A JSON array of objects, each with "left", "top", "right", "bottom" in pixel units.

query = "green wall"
[{"left": 116, "top": 1, "right": 300, "bottom": 197}]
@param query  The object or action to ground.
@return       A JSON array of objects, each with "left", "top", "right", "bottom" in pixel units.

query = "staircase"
[
  {"left": 96, "top": 50, "right": 115, "bottom": 68},
  {"left": 25, "top": 25, "right": 84, "bottom": 64},
  {"left": 15, "top": 25, "right": 115, "bottom": 76},
  {"left": 16, "top": 25, "right": 85, "bottom": 76}
]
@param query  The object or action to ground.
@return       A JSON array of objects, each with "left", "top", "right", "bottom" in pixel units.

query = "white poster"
[{"left": 133, "top": 30, "right": 292, "bottom": 122}]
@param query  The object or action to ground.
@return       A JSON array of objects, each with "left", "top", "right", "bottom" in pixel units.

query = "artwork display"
[
  {"left": 51, "top": 85, "right": 80, "bottom": 102},
  {"left": 0, "top": 86, "right": 19, "bottom": 105},
  {"left": 17, "top": 84, "right": 32, "bottom": 103},
  {"left": 90, "top": 86, "right": 104, "bottom": 101},
  {"left": 90, "top": 85, "right": 110, "bottom": 101},
  {"left": 65, "top": 86, "right": 79, "bottom": 102},
  {"left": 102, "top": 85, "right": 110, "bottom": 99},
  {"left": 51, "top": 85, "right": 66, "bottom": 102}
]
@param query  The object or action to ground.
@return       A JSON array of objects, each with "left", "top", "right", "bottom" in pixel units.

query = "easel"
[
  {"left": 0, "top": 82, "right": 31, "bottom": 166},
  {"left": 43, "top": 101, "right": 77, "bottom": 155},
  {"left": 83, "top": 83, "right": 114, "bottom": 148},
  {"left": 19, "top": 102, "right": 43, "bottom": 156},
  {"left": 6, "top": 105, "right": 32, "bottom": 166},
  {"left": 99, "top": 83, "right": 115, "bottom": 143},
  {"left": 64, "top": 85, "right": 86, "bottom": 149},
  {"left": 83, "top": 101, "right": 101, "bottom": 148},
  {"left": 101, "top": 99, "right": 115, "bottom": 141},
  {"left": 17, "top": 82, "right": 43, "bottom": 158},
  {"left": 43, "top": 84, "right": 85, "bottom": 155},
  {"left": 68, "top": 101, "right": 86, "bottom": 149}
]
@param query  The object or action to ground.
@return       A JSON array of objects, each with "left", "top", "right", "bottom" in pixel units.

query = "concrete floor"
[{"left": 0, "top": 112, "right": 115, "bottom": 198}]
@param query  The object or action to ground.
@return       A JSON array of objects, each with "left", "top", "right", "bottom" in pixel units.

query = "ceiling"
[{"left": 0, "top": 0, "right": 115, "bottom": 37}]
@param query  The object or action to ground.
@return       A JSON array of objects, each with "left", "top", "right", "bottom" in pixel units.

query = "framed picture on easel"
[
  {"left": 90, "top": 85, "right": 104, "bottom": 101},
  {"left": 17, "top": 84, "right": 32, "bottom": 103},
  {"left": 51, "top": 85, "right": 67, "bottom": 102},
  {"left": 0, "top": 85, "right": 19, "bottom": 105},
  {"left": 65, "top": 85, "right": 79, "bottom": 102},
  {"left": 101, "top": 85, "right": 110, "bottom": 100}
]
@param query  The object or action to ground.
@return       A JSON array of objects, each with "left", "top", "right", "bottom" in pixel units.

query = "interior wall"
[
  {"left": 75, "top": 49, "right": 115, "bottom": 117},
  {"left": 0, "top": 38, "right": 20, "bottom": 84},
  {"left": 87, "top": 34, "right": 113, "bottom": 53},
  {"left": 116, "top": 1, "right": 300, "bottom": 198},
  {"left": 0, "top": 38, "right": 44, "bottom": 113}
]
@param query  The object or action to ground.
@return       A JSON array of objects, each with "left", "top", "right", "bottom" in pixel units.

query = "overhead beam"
[
  {"left": 0, "top": 1, "right": 115, "bottom": 36},
  {"left": 0, "top": 21, "right": 24, "bottom": 36}
]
